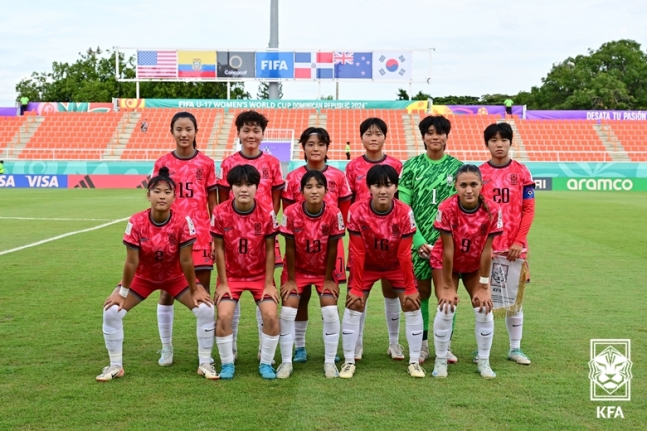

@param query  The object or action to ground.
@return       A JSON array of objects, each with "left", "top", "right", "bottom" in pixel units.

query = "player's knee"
[
  {"left": 436, "top": 305, "right": 455, "bottom": 320},
  {"left": 192, "top": 302, "right": 214, "bottom": 325},
  {"left": 473, "top": 307, "right": 493, "bottom": 322},
  {"left": 321, "top": 305, "right": 339, "bottom": 323},
  {"left": 402, "top": 299, "right": 418, "bottom": 312},
  {"left": 217, "top": 305, "right": 235, "bottom": 323},
  {"left": 103, "top": 305, "right": 126, "bottom": 332},
  {"left": 280, "top": 306, "right": 297, "bottom": 322}
]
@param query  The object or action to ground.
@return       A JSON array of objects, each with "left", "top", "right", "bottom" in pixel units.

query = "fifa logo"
[{"left": 589, "top": 339, "right": 632, "bottom": 401}]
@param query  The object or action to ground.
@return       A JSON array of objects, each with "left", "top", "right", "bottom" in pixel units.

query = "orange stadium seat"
[
  {"left": 0, "top": 116, "right": 30, "bottom": 156},
  {"left": 605, "top": 121, "right": 647, "bottom": 162}
]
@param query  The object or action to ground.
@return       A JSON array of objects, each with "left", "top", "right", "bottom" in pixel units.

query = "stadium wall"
[{"left": 2, "top": 161, "right": 647, "bottom": 190}]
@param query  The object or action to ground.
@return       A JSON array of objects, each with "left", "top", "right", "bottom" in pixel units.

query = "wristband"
[
  {"left": 119, "top": 286, "right": 130, "bottom": 298},
  {"left": 479, "top": 276, "right": 490, "bottom": 284}
]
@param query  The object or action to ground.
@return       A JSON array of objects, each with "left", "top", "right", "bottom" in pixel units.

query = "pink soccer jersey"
[
  {"left": 153, "top": 151, "right": 217, "bottom": 250},
  {"left": 345, "top": 154, "right": 403, "bottom": 202},
  {"left": 431, "top": 195, "right": 503, "bottom": 274},
  {"left": 346, "top": 199, "right": 416, "bottom": 271},
  {"left": 210, "top": 199, "right": 278, "bottom": 281},
  {"left": 280, "top": 202, "right": 345, "bottom": 276},
  {"left": 480, "top": 160, "right": 535, "bottom": 253},
  {"left": 217, "top": 151, "right": 285, "bottom": 211},
  {"left": 282, "top": 165, "right": 352, "bottom": 208},
  {"left": 123, "top": 209, "right": 197, "bottom": 283}
]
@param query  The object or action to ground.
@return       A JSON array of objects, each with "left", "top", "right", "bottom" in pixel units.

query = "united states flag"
[{"left": 137, "top": 51, "right": 177, "bottom": 78}]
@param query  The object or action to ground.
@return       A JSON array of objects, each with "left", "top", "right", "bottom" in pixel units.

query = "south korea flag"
[{"left": 372, "top": 51, "right": 412, "bottom": 80}]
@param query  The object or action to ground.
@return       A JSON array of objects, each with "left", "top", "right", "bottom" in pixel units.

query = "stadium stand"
[
  {"left": 606, "top": 121, "right": 647, "bottom": 162},
  {"left": 0, "top": 116, "right": 29, "bottom": 158}
]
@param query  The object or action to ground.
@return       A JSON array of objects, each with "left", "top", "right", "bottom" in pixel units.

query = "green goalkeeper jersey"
[{"left": 398, "top": 153, "right": 463, "bottom": 249}]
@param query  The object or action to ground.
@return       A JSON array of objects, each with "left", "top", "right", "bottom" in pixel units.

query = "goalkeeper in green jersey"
[{"left": 398, "top": 115, "right": 463, "bottom": 364}]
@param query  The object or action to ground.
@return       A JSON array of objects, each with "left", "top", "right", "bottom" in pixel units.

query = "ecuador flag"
[{"left": 178, "top": 51, "right": 216, "bottom": 78}]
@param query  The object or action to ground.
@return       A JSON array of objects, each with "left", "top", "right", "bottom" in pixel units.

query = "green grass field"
[{"left": 0, "top": 189, "right": 645, "bottom": 430}]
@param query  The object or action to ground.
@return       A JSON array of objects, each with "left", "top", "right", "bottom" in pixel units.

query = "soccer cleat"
[
  {"left": 324, "top": 363, "right": 339, "bottom": 379},
  {"left": 387, "top": 343, "right": 405, "bottom": 360},
  {"left": 355, "top": 344, "right": 363, "bottom": 361},
  {"left": 446, "top": 349, "right": 458, "bottom": 364},
  {"left": 158, "top": 346, "right": 173, "bottom": 367},
  {"left": 508, "top": 348, "right": 531, "bottom": 365},
  {"left": 96, "top": 365, "right": 124, "bottom": 382},
  {"left": 276, "top": 362, "right": 293, "bottom": 379},
  {"left": 477, "top": 359, "right": 497, "bottom": 379},
  {"left": 259, "top": 363, "right": 277, "bottom": 380},
  {"left": 472, "top": 350, "right": 479, "bottom": 364},
  {"left": 407, "top": 363, "right": 426, "bottom": 378},
  {"left": 220, "top": 363, "right": 235, "bottom": 380},
  {"left": 432, "top": 358, "right": 448, "bottom": 378},
  {"left": 293, "top": 347, "right": 308, "bottom": 363},
  {"left": 339, "top": 363, "right": 356, "bottom": 379},
  {"left": 419, "top": 342, "right": 430, "bottom": 364},
  {"left": 198, "top": 363, "right": 220, "bottom": 380}
]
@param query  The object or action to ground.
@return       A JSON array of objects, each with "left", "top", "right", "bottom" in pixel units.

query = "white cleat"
[
  {"left": 508, "top": 348, "right": 531, "bottom": 365},
  {"left": 276, "top": 362, "right": 293, "bottom": 379},
  {"left": 432, "top": 358, "right": 448, "bottom": 378},
  {"left": 477, "top": 359, "right": 497, "bottom": 379},
  {"left": 407, "top": 363, "right": 426, "bottom": 378},
  {"left": 96, "top": 365, "right": 124, "bottom": 382},
  {"left": 446, "top": 349, "right": 458, "bottom": 364},
  {"left": 419, "top": 342, "right": 430, "bottom": 364},
  {"left": 158, "top": 346, "right": 173, "bottom": 367},
  {"left": 197, "top": 363, "right": 220, "bottom": 380},
  {"left": 324, "top": 363, "right": 339, "bottom": 379},
  {"left": 339, "top": 363, "right": 356, "bottom": 379},
  {"left": 387, "top": 343, "right": 405, "bottom": 360}
]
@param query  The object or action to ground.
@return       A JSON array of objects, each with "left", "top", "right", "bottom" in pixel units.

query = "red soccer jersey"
[
  {"left": 431, "top": 195, "right": 503, "bottom": 274},
  {"left": 480, "top": 160, "right": 535, "bottom": 253},
  {"left": 123, "top": 209, "right": 197, "bottom": 283},
  {"left": 282, "top": 165, "right": 352, "bottom": 208},
  {"left": 347, "top": 199, "right": 416, "bottom": 271},
  {"left": 153, "top": 151, "right": 217, "bottom": 250},
  {"left": 280, "top": 202, "right": 345, "bottom": 276},
  {"left": 210, "top": 199, "right": 278, "bottom": 281},
  {"left": 345, "top": 154, "right": 403, "bottom": 202},
  {"left": 217, "top": 151, "right": 285, "bottom": 211}
]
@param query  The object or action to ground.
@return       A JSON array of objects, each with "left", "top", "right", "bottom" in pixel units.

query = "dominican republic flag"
[{"left": 294, "top": 52, "right": 334, "bottom": 79}]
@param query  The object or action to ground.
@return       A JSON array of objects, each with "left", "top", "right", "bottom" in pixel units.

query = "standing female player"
[
  {"left": 429, "top": 164, "right": 503, "bottom": 379},
  {"left": 277, "top": 170, "right": 345, "bottom": 379},
  {"left": 153, "top": 112, "right": 217, "bottom": 367},
  {"left": 479, "top": 122, "right": 535, "bottom": 365},
  {"left": 282, "top": 127, "right": 352, "bottom": 363},
  {"left": 340, "top": 165, "right": 425, "bottom": 379},
  {"left": 345, "top": 117, "right": 403, "bottom": 361},
  {"left": 212, "top": 165, "right": 280, "bottom": 380},
  {"left": 97, "top": 167, "right": 216, "bottom": 382}
]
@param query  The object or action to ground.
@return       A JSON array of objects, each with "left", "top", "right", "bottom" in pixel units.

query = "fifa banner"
[
  {"left": 490, "top": 256, "right": 527, "bottom": 318},
  {"left": 134, "top": 50, "right": 414, "bottom": 81}
]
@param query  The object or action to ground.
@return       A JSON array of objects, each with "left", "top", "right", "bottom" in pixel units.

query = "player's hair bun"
[{"left": 158, "top": 166, "right": 170, "bottom": 177}]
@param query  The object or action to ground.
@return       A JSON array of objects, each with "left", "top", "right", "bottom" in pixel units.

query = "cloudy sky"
[{"left": 0, "top": 0, "right": 645, "bottom": 106}]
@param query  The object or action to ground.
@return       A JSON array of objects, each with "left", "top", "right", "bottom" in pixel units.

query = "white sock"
[
  {"left": 384, "top": 297, "right": 401, "bottom": 345},
  {"left": 260, "top": 332, "right": 279, "bottom": 365},
  {"left": 433, "top": 305, "right": 455, "bottom": 359},
  {"left": 192, "top": 303, "right": 215, "bottom": 364},
  {"left": 103, "top": 305, "right": 127, "bottom": 367},
  {"left": 506, "top": 309, "right": 524, "bottom": 350},
  {"left": 341, "top": 309, "right": 362, "bottom": 364},
  {"left": 216, "top": 334, "right": 234, "bottom": 365},
  {"left": 321, "top": 306, "right": 340, "bottom": 364},
  {"left": 279, "top": 307, "right": 297, "bottom": 364},
  {"left": 357, "top": 298, "right": 367, "bottom": 348},
  {"left": 294, "top": 321, "right": 308, "bottom": 349},
  {"left": 256, "top": 306, "right": 264, "bottom": 346},
  {"left": 405, "top": 310, "right": 423, "bottom": 364},
  {"left": 157, "top": 304, "right": 174, "bottom": 348},
  {"left": 232, "top": 301, "right": 241, "bottom": 346},
  {"left": 474, "top": 307, "right": 494, "bottom": 360}
]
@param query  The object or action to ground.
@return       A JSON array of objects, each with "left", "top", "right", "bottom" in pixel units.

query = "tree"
[
  {"left": 15, "top": 47, "right": 251, "bottom": 102},
  {"left": 257, "top": 81, "right": 283, "bottom": 99}
]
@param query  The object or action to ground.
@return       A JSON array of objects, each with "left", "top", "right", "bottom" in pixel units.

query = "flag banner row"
[{"left": 136, "top": 50, "right": 413, "bottom": 80}]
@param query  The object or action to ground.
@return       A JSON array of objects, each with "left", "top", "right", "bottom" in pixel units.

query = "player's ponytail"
[
  {"left": 478, "top": 194, "right": 492, "bottom": 221},
  {"left": 170, "top": 111, "right": 199, "bottom": 149},
  {"left": 149, "top": 166, "right": 177, "bottom": 192}
]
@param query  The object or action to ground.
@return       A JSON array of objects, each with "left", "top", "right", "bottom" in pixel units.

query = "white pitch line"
[
  {"left": 0, "top": 217, "right": 115, "bottom": 221},
  {"left": 0, "top": 217, "right": 129, "bottom": 256}
]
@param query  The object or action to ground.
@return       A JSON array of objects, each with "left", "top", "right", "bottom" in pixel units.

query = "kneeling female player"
[
  {"left": 430, "top": 164, "right": 503, "bottom": 379},
  {"left": 340, "top": 164, "right": 425, "bottom": 379},
  {"left": 277, "top": 170, "right": 345, "bottom": 379},
  {"left": 97, "top": 167, "right": 216, "bottom": 382}
]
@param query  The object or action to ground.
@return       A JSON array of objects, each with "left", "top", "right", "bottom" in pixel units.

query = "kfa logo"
[{"left": 589, "top": 339, "right": 632, "bottom": 401}]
